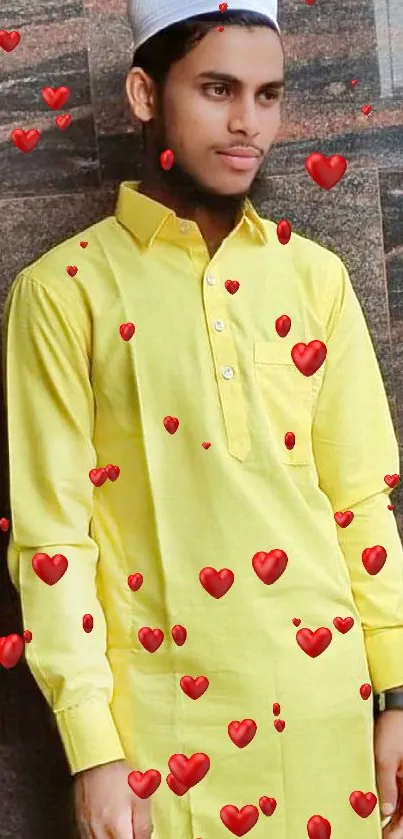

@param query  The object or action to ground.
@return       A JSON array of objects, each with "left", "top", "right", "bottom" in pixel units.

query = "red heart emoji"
[
  {"left": 79, "top": 240, "right": 88, "bottom": 248},
  {"left": 55, "top": 114, "right": 72, "bottom": 130},
  {"left": 105, "top": 464, "right": 120, "bottom": 481},
  {"left": 387, "top": 504, "right": 395, "bottom": 511},
  {"left": 351, "top": 79, "right": 358, "bottom": 86},
  {"left": 66, "top": 265, "right": 78, "bottom": 276},
  {"left": 275, "top": 315, "right": 291, "bottom": 337},
  {"left": 384, "top": 473, "right": 400, "bottom": 488},
  {"left": 128, "top": 769, "right": 161, "bottom": 799},
  {"left": 284, "top": 431, "right": 295, "bottom": 450},
  {"left": 296, "top": 627, "right": 332, "bottom": 658},
  {"left": 119, "top": 322, "right": 135, "bottom": 341},
  {"left": 334, "top": 510, "right": 354, "bottom": 528},
  {"left": 305, "top": 152, "right": 347, "bottom": 190},
  {"left": 128, "top": 573, "right": 143, "bottom": 591},
  {"left": 225, "top": 280, "right": 240, "bottom": 294},
  {"left": 220, "top": 804, "right": 259, "bottom": 836},
  {"left": 307, "top": 814, "right": 332, "bottom": 838},
  {"left": 23, "top": 630, "right": 32, "bottom": 643},
  {"left": 180, "top": 675, "right": 209, "bottom": 699},
  {"left": 292, "top": 617, "right": 301, "bottom": 626},
  {"left": 0, "top": 517, "right": 10, "bottom": 532},
  {"left": 163, "top": 416, "right": 179, "bottom": 434},
  {"left": 0, "top": 29, "right": 21, "bottom": 51},
  {"left": 228, "top": 719, "right": 257, "bottom": 748},
  {"left": 0, "top": 634, "right": 24, "bottom": 669},
  {"left": 259, "top": 797, "right": 277, "bottom": 816},
  {"left": 171, "top": 624, "right": 187, "bottom": 646},
  {"left": 362, "top": 545, "right": 387, "bottom": 575},
  {"left": 360, "top": 683, "right": 372, "bottom": 700},
  {"left": 272, "top": 702, "right": 280, "bottom": 716},
  {"left": 274, "top": 718, "right": 285, "bottom": 732},
  {"left": 89, "top": 467, "right": 108, "bottom": 486},
  {"left": 218, "top": 25, "right": 224, "bottom": 31},
  {"left": 83, "top": 614, "right": 93, "bottom": 633},
  {"left": 202, "top": 441, "right": 211, "bottom": 449},
  {"left": 11, "top": 128, "right": 40, "bottom": 153},
  {"left": 349, "top": 790, "right": 377, "bottom": 818},
  {"left": 361, "top": 104, "right": 372, "bottom": 116},
  {"left": 276, "top": 219, "right": 291, "bottom": 244},
  {"left": 41, "top": 86, "right": 70, "bottom": 109},
  {"left": 168, "top": 753, "right": 210, "bottom": 788},
  {"left": 333, "top": 616, "right": 354, "bottom": 633},
  {"left": 166, "top": 773, "right": 189, "bottom": 796},
  {"left": 160, "top": 149, "right": 175, "bottom": 170},
  {"left": 199, "top": 567, "right": 234, "bottom": 598},
  {"left": 32, "top": 552, "right": 68, "bottom": 585},
  {"left": 138, "top": 627, "right": 164, "bottom": 652},
  {"left": 291, "top": 340, "right": 327, "bottom": 375},
  {"left": 219, "top": 2, "right": 228, "bottom": 9},
  {"left": 252, "top": 549, "right": 288, "bottom": 585},
  {"left": 305, "top": 0, "right": 317, "bottom": 4}
]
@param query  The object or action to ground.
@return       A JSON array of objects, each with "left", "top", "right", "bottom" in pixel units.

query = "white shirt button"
[
  {"left": 206, "top": 275, "right": 216, "bottom": 285},
  {"left": 221, "top": 366, "right": 234, "bottom": 380},
  {"left": 213, "top": 319, "right": 225, "bottom": 332},
  {"left": 179, "top": 221, "right": 190, "bottom": 233}
]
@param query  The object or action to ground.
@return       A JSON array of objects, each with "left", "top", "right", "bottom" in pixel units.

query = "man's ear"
[{"left": 126, "top": 67, "right": 156, "bottom": 124}]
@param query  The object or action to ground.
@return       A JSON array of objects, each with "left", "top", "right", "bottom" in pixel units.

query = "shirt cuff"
[
  {"left": 55, "top": 700, "right": 126, "bottom": 775},
  {"left": 365, "top": 628, "right": 403, "bottom": 693}
]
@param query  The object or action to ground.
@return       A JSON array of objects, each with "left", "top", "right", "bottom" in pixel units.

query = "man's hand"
[
  {"left": 73, "top": 758, "right": 153, "bottom": 839},
  {"left": 374, "top": 711, "right": 403, "bottom": 837}
]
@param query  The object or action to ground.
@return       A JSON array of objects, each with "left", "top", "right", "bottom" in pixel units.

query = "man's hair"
[{"left": 131, "top": 10, "right": 281, "bottom": 86}]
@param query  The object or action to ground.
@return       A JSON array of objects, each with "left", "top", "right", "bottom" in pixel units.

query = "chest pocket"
[{"left": 254, "top": 341, "right": 313, "bottom": 465}]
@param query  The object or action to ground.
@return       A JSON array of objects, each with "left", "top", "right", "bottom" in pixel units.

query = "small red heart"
[
  {"left": 89, "top": 467, "right": 108, "bottom": 487},
  {"left": 79, "top": 240, "right": 88, "bottom": 248},
  {"left": 333, "top": 616, "right": 354, "bottom": 634},
  {"left": 138, "top": 627, "right": 164, "bottom": 653},
  {"left": 362, "top": 545, "right": 387, "bottom": 575},
  {"left": 66, "top": 265, "right": 78, "bottom": 276},
  {"left": 219, "top": 2, "right": 228, "bottom": 9},
  {"left": 55, "top": 113, "right": 72, "bottom": 130},
  {"left": 11, "top": 128, "right": 40, "bottom": 153},
  {"left": 305, "top": 152, "right": 347, "bottom": 190},
  {"left": 0, "top": 29, "right": 21, "bottom": 51},
  {"left": 292, "top": 617, "right": 301, "bottom": 626},
  {"left": 349, "top": 790, "right": 377, "bottom": 818},
  {"left": 334, "top": 510, "right": 354, "bottom": 528},
  {"left": 259, "top": 796, "right": 277, "bottom": 816},
  {"left": 83, "top": 614, "right": 93, "bottom": 633},
  {"left": 202, "top": 441, "right": 211, "bottom": 449},
  {"left": 128, "top": 573, "right": 143, "bottom": 591},
  {"left": 307, "top": 815, "right": 332, "bottom": 838},
  {"left": 217, "top": 25, "right": 224, "bottom": 31},
  {"left": 361, "top": 104, "right": 372, "bottom": 116},
  {"left": 23, "top": 630, "right": 32, "bottom": 643},
  {"left": 160, "top": 149, "right": 175, "bottom": 170},
  {"left": 284, "top": 431, "right": 295, "bottom": 450},
  {"left": 291, "top": 340, "right": 327, "bottom": 376},
  {"left": 0, "top": 634, "right": 24, "bottom": 669},
  {"left": 220, "top": 804, "right": 259, "bottom": 835},
  {"left": 296, "top": 627, "right": 332, "bottom": 658},
  {"left": 274, "top": 718, "right": 285, "bottom": 732},
  {"left": 228, "top": 719, "right": 257, "bottom": 748},
  {"left": 252, "top": 549, "right": 288, "bottom": 585},
  {"left": 351, "top": 79, "right": 358, "bottom": 86},
  {"left": 166, "top": 773, "right": 189, "bottom": 796},
  {"left": 276, "top": 219, "right": 291, "bottom": 244},
  {"left": 119, "top": 322, "right": 135, "bottom": 341},
  {"left": 387, "top": 504, "right": 395, "bottom": 511},
  {"left": 199, "top": 567, "right": 234, "bottom": 598},
  {"left": 384, "top": 473, "right": 400, "bottom": 488},
  {"left": 225, "top": 280, "right": 240, "bottom": 294},
  {"left": 105, "top": 463, "right": 120, "bottom": 481},
  {"left": 275, "top": 315, "right": 291, "bottom": 337},
  {"left": 0, "top": 517, "right": 10, "bottom": 532},
  {"left": 171, "top": 624, "right": 187, "bottom": 646},
  {"left": 128, "top": 769, "right": 161, "bottom": 799},
  {"left": 272, "top": 702, "right": 280, "bottom": 716},
  {"left": 168, "top": 753, "right": 210, "bottom": 788},
  {"left": 360, "top": 683, "right": 372, "bottom": 700},
  {"left": 180, "top": 675, "right": 209, "bottom": 699},
  {"left": 305, "top": 0, "right": 317, "bottom": 4},
  {"left": 32, "top": 552, "right": 68, "bottom": 585},
  {"left": 163, "top": 416, "right": 179, "bottom": 434},
  {"left": 41, "top": 86, "right": 71, "bottom": 110}
]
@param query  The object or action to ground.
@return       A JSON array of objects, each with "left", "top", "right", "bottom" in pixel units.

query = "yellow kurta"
[{"left": 3, "top": 180, "right": 403, "bottom": 839}]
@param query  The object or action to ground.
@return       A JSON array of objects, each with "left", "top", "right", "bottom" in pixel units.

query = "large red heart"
[
  {"left": 11, "top": 128, "right": 40, "bottom": 153},
  {"left": 89, "top": 467, "right": 108, "bottom": 486},
  {"left": 296, "top": 627, "right": 332, "bottom": 658},
  {"left": 334, "top": 510, "right": 354, "bottom": 528},
  {"left": 199, "top": 567, "right": 234, "bottom": 598},
  {"left": 384, "top": 473, "right": 400, "bottom": 488},
  {"left": 333, "top": 616, "right": 354, "bottom": 634},
  {"left": 307, "top": 814, "right": 332, "bottom": 838},
  {"left": 349, "top": 790, "right": 377, "bottom": 818},
  {"left": 127, "top": 769, "right": 161, "bottom": 799},
  {"left": 259, "top": 796, "right": 277, "bottom": 816},
  {"left": 305, "top": 152, "right": 348, "bottom": 190},
  {"left": 252, "top": 550, "right": 288, "bottom": 585},
  {"left": 0, "top": 634, "right": 24, "bottom": 669},
  {"left": 228, "top": 719, "right": 257, "bottom": 748},
  {"left": 138, "top": 627, "right": 164, "bottom": 652},
  {"left": 41, "top": 86, "right": 70, "bottom": 109},
  {"left": 291, "top": 340, "right": 327, "bottom": 376},
  {"left": 168, "top": 753, "right": 210, "bottom": 788},
  {"left": 362, "top": 545, "right": 387, "bottom": 575},
  {"left": 0, "top": 29, "right": 21, "bottom": 51},
  {"left": 32, "top": 552, "right": 68, "bottom": 585},
  {"left": 180, "top": 675, "right": 209, "bottom": 699},
  {"left": 220, "top": 804, "right": 259, "bottom": 836}
]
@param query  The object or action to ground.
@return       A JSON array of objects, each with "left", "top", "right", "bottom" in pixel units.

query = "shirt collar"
[{"left": 114, "top": 180, "right": 269, "bottom": 249}]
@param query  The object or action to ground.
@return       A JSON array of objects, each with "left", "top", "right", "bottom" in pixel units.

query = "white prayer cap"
[{"left": 127, "top": 1, "right": 280, "bottom": 55}]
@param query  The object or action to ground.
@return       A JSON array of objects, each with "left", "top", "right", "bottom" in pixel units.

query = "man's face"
[{"left": 132, "top": 24, "right": 284, "bottom": 203}]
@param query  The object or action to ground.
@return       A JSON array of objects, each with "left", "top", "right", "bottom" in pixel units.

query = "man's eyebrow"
[{"left": 196, "top": 71, "right": 285, "bottom": 88}]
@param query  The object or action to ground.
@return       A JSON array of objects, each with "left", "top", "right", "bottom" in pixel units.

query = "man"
[{"left": 2, "top": 1, "right": 403, "bottom": 837}]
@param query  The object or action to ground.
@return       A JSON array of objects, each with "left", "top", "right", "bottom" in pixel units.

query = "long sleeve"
[
  {"left": 1, "top": 270, "right": 126, "bottom": 773},
  {"left": 312, "top": 255, "right": 403, "bottom": 694}
]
